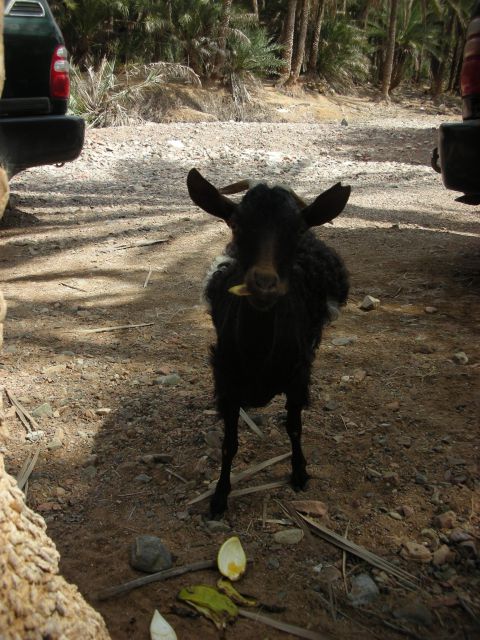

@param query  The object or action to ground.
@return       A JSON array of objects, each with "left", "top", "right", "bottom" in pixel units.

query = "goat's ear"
[
  {"left": 302, "top": 183, "right": 351, "bottom": 227},
  {"left": 187, "top": 169, "right": 237, "bottom": 222}
]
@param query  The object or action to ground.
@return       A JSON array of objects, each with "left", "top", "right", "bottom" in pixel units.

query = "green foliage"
[
  {"left": 316, "top": 17, "right": 370, "bottom": 91},
  {"left": 50, "top": 0, "right": 472, "bottom": 124},
  {"left": 225, "top": 27, "right": 284, "bottom": 77},
  {"left": 69, "top": 58, "right": 201, "bottom": 127}
]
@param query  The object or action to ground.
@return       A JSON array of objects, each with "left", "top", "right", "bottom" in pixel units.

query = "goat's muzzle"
[{"left": 245, "top": 267, "right": 286, "bottom": 311}]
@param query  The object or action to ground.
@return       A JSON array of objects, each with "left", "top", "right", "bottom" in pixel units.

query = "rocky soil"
[{"left": 1, "top": 91, "right": 479, "bottom": 639}]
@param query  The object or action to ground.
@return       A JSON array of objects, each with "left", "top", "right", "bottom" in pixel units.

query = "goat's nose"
[{"left": 253, "top": 269, "right": 279, "bottom": 292}]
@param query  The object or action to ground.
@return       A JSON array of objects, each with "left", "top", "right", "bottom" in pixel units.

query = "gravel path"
[{"left": 1, "top": 100, "right": 479, "bottom": 640}]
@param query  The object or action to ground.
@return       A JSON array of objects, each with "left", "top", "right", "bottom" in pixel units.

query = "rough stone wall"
[{"left": 0, "top": 457, "right": 111, "bottom": 640}]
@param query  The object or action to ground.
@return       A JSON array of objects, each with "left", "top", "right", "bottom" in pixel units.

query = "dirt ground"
[{"left": 1, "top": 90, "right": 479, "bottom": 639}]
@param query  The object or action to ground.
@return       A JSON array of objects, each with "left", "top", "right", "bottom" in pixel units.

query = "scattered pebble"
[
  {"left": 156, "top": 374, "right": 182, "bottom": 386},
  {"left": 383, "top": 472, "right": 400, "bottom": 486},
  {"left": 348, "top": 573, "right": 380, "bottom": 607},
  {"left": 31, "top": 402, "right": 53, "bottom": 418},
  {"left": 273, "top": 528, "right": 304, "bottom": 545},
  {"left": 359, "top": 295, "right": 380, "bottom": 311},
  {"left": 453, "top": 351, "right": 469, "bottom": 365},
  {"left": 432, "top": 544, "right": 455, "bottom": 566},
  {"left": 400, "top": 541, "right": 432, "bottom": 563},
  {"left": 353, "top": 369, "right": 367, "bottom": 383},
  {"left": 398, "top": 505, "right": 414, "bottom": 519},
  {"left": 25, "top": 430, "right": 45, "bottom": 442},
  {"left": 323, "top": 399, "right": 338, "bottom": 411},
  {"left": 449, "top": 528, "right": 473, "bottom": 543},
  {"left": 421, "top": 528, "right": 440, "bottom": 549},
  {"left": 130, "top": 535, "right": 172, "bottom": 573},
  {"left": 314, "top": 566, "right": 342, "bottom": 586},
  {"left": 267, "top": 557, "right": 280, "bottom": 570},
  {"left": 424, "top": 306, "right": 438, "bottom": 314},
  {"left": 206, "top": 520, "right": 230, "bottom": 533},
  {"left": 96, "top": 407, "right": 111, "bottom": 415},
  {"left": 414, "top": 471, "right": 428, "bottom": 485},
  {"left": 134, "top": 473, "right": 153, "bottom": 484},
  {"left": 388, "top": 511, "right": 403, "bottom": 521},
  {"left": 434, "top": 510, "right": 457, "bottom": 530},
  {"left": 331, "top": 336, "right": 357, "bottom": 346}
]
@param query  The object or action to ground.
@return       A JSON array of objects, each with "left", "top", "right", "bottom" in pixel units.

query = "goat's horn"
[{"left": 219, "top": 179, "right": 253, "bottom": 195}]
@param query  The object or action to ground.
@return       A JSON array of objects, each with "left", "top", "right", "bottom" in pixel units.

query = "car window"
[{"left": 4, "top": 1, "right": 46, "bottom": 18}]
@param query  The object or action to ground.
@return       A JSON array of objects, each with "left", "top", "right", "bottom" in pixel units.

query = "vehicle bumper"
[
  {"left": 438, "top": 120, "right": 480, "bottom": 194},
  {"left": 0, "top": 114, "right": 85, "bottom": 177}
]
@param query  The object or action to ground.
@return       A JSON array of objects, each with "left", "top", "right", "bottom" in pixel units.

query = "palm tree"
[
  {"left": 280, "top": 0, "right": 298, "bottom": 79},
  {"left": 288, "top": 0, "right": 310, "bottom": 83},
  {"left": 381, "top": 0, "right": 398, "bottom": 99},
  {"left": 214, "top": 0, "right": 234, "bottom": 77},
  {"left": 307, "top": 0, "right": 326, "bottom": 76}
]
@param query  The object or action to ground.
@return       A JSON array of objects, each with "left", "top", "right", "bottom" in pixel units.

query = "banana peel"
[
  {"left": 217, "top": 578, "right": 257, "bottom": 607},
  {"left": 228, "top": 283, "right": 251, "bottom": 296},
  {"left": 178, "top": 585, "right": 238, "bottom": 630},
  {"left": 217, "top": 536, "right": 247, "bottom": 581}
]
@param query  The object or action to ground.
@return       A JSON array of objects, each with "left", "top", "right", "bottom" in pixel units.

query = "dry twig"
[
  {"left": 239, "top": 408, "right": 264, "bottom": 438},
  {"left": 189, "top": 452, "right": 290, "bottom": 505},
  {"left": 239, "top": 609, "right": 328, "bottom": 640},
  {"left": 297, "top": 512, "right": 419, "bottom": 590},
  {"left": 16, "top": 448, "right": 40, "bottom": 491},
  {"left": 77, "top": 322, "right": 154, "bottom": 334},
  {"left": 5, "top": 389, "right": 40, "bottom": 434},
  {"left": 60, "top": 282, "right": 88, "bottom": 292},
  {"left": 114, "top": 238, "right": 169, "bottom": 251},
  {"left": 143, "top": 268, "right": 153, "bottom": 288},
  {"left": 95, "top": 559, "right": 215, "bottom": 601}
]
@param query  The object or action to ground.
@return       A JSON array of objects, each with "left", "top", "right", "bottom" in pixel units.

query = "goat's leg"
[
  {"left": 285, "top": 400, "right": 309, "bottom": 490},
  {"left": 210, "top": 399, "right": 239, "bottom": 518}
]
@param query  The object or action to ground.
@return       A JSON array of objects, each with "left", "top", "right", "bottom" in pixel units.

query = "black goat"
[{"left": 187, "top": 168, "right": 350, "bottom": 517}]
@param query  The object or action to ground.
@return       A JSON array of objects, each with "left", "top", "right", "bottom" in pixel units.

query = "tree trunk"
[
  {"left": 430, "top": 12, "right": 454, "bottom": 97},
  {"left": 288, "top": 0, "right": 310, "bottom": 84},
  {"left": 0, "top": 8, "right": 9, "bottom": 221},
  {"left": 213, "top": 0, "right": 233, "bottom": 78},
  {"left": 0, "top": 12, "right": 4, "bottom": 95},
  {"left": 307, "top": 0, "right": 325, "bottom": 76},
  {"left": 252, "top": 0, "right": 259, "bottom": 20},
  {"left": 381, "top": 0, "right": 398, "bottom": 100},
  {"left": 280, "top": 0, "right": 298, "bottom": 80}
]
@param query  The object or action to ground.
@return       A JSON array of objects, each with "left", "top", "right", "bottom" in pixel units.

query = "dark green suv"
[{"left": 0, "top": 0, "right": 84, "bottom": 177}]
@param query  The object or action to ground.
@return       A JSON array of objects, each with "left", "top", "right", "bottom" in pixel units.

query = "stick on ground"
[
  {"left": 297, "top": 512, "right": 419, "bottom": 590},
  {"left": 95, "top": 559, "right": 216, "bottom": 601},
  {"left": 5, "top": 389, "right": 40, "bottom": 433},
  {"left": 77, "top": 322, "right": 154, "bottom": 334}
]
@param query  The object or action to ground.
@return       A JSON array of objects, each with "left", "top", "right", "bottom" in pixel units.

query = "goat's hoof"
[
  {"left": 291, "top": 470, "right": 310, "bottom": 492},
  {"left": 209, "top": 493, "right": 228, "bottom": 519}
]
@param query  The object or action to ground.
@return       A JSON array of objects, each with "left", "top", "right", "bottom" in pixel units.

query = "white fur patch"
[{"left": 203, "top": 255, "right": 236, "bottom": 305}]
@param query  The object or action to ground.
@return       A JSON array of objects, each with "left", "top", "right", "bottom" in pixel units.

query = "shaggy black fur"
[{"left": 187, "top": 169, "right": 350, "bottom": 517}]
